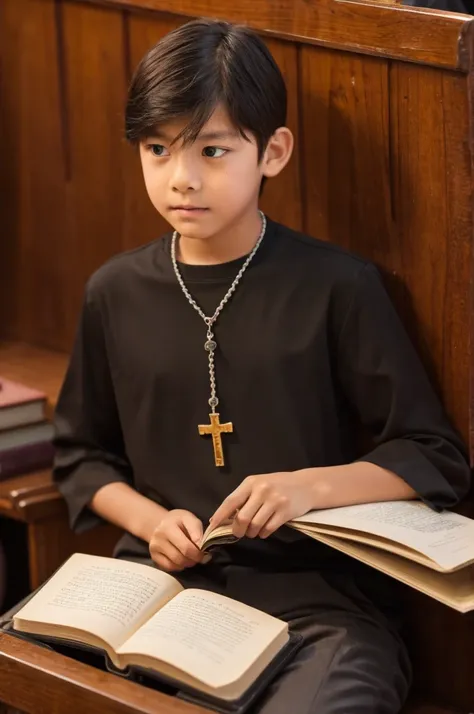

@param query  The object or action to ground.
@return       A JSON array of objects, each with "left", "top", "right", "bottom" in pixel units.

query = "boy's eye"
[
  {"left": 149, "top": 144, "right": 168, "bottom": 157},
  {"left": 203, "top": 147, "right": 227, "bottom": 158}
]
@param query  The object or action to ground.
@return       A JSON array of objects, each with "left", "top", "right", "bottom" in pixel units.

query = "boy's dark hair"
[{"left": 125, "top": 19, "right": 287, "bottom": 163}]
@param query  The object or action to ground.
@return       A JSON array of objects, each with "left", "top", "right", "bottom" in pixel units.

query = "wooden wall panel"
[
  {"left": 59, "top": 2, "right": 128, "bottom": 346},
  {"left": 405, "top": 589, "right": 474, "bottom": 710},
  {"left": 0, "top": 0, "right": 21, "bottom": 337},
  {"left": 0, "top": 0, "right": 67, "bottom": 348},
  {"left": 300, "top": 47, "right": 392, "bottom": 247},
  {"left": 127, "top": 12, "right": 183, "bottom": 73},
  {"left": 389, "top": 66, "right": 472, "bottom": 446},
  {"left": 0, "top": 0, "right": 131, "bottom": 350},
  {"left": 259, "top": 40, "right": 302, "bottom": 232}
]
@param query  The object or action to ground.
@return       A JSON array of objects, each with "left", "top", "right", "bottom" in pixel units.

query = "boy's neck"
[{"left": 176, "top": 209, "right": 264, "bottom": 266}]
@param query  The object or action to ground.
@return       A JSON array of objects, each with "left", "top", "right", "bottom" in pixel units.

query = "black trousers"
[{"left": 129, "top": 553, "right": 412, "bottom": 714}]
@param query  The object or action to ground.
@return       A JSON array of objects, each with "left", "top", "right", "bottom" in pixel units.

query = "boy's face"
[{"left": 139, "top": 105, "right": 290, "bottom": 241}]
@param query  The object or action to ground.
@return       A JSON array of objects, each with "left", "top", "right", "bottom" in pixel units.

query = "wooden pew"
[{"left": 1, "top": 0, "right": 474, "bottom": 712}]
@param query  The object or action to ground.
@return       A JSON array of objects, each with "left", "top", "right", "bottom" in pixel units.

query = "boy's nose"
[{"left": 171, "top": 159, "right": 202, "bottom": 193}]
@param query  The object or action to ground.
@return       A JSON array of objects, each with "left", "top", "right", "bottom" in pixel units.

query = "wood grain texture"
[
  {"left": 0, "top": 471, "right": 59, "bottom": 521},
  {"left": 0, "top": 633, "right": 209, "bottom": 714},
  {"left": 0, "top": 1, "right": 20, "bottom": 337},
  {"left": 59, "top": 2, "right": 130, "bottom": 347},
  {"left": 405, "top": 590, "right": 474, "bottom": 712},
  {"left": 80, "top": 0, "right": 474, "bottom": 70},
  {"left": 0, "top": 467, "right": 120, "bottom": 587},
  {"left": 0, "top": 0, "right": 69, "bottom": 347},
  {"left": 300, "top": 46, "right": 392, "bottom": 246},
  {"left": 259, "top": 39, "right": 303, "bottom": 232},
  {"left": 388, "top": 66, "right": 472, "bottom": 450}
]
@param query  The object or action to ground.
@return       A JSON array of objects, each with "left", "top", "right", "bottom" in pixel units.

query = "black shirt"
[
  {"left": 404, "top": 0, "right": 473, "bottom": 12},
  {"left": 53, "top": 218, "right": 470, "bottom": 567}
]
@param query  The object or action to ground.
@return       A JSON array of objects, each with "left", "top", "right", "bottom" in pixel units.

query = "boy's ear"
[{"left": 261, "top": 127, "right": 294, "bottom": 179}]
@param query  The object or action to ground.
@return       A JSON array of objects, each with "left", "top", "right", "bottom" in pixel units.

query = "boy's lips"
[{"left": 170, "top": 206, "right": 209, "bottom": 212}]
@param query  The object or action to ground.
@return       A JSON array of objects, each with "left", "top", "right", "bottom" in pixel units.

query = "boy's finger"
[
  {"left": 245, "top": 503, "right": 276, "bottom": 539},
  {"left": 180, "top": 512, "right": 204, "bottom": 545},
  {"left": 232, "top": 494, "right": 264, "bottom": 538},
  {"left": 170, "top": 524, "right": 204, "bottom": 562},
  {"left": 156, "top": 538, "right": 194, "bottom": 568},
  {"left": 153, "top": 555, "right": 176, "bottom": 572},
  {"left": 259, "top": 513, "right": 286, "bottom": 539},
  {"left": 155, "top": 555, "right": 191, "bottom": 572},
  {"left": 210, "top": 483, "right": 251, "bottom": 527}
]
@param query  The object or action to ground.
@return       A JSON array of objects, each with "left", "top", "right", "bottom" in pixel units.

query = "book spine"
[{"left": 0, "top": 441, "right": 54, "bottom": 480}]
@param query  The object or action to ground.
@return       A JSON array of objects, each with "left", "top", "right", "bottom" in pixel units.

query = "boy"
[{"left": 53, "top": 19, "right": 471, "bottom": 714}]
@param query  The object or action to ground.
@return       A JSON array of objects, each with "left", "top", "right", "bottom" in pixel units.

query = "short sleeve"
[
  {"left": 53, "top": 285, "right": 132, "bottom": 532},
  {"left": 336, "top": 263, "right": 471, "bottom": 510}
]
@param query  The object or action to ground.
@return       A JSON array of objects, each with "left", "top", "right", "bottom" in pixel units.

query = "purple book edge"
[{"left": 0, "top": 440, "right": 55, "bottom": 481}]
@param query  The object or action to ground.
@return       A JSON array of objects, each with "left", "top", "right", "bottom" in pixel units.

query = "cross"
[{"left": 198, "top": 413, "right": 233, "bottom": 467}]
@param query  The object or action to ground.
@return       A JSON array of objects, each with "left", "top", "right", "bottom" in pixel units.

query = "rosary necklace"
[{"left": 171, "top": 211, "right": 267, "bottom": 467}]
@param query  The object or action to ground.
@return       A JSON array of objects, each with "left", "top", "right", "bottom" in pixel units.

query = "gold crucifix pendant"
[{"left": 198, "top": 413, "right": 233, "bottom": 467}]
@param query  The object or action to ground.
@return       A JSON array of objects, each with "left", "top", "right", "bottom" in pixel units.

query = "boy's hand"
[
  {"left": 209, "top": 471, "right": 314, "bottom": 539},
  {"left": 149, "top": 509, "right": 206, "bottom": 572}
]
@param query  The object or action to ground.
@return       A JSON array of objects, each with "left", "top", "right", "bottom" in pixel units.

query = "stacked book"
[{"left": 0, "top": 377, "right": 55, "bottom": 481}]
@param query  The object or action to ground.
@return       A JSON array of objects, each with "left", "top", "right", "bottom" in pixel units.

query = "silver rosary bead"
[{"left": 170, "top": 211, "right": 267, "bottom": 466}]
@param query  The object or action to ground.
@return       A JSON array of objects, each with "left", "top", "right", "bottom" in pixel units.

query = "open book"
[
  {"left": 201, "top": 500, "right": 474, "bottom": 613},
  {"left": 11, "top": 553, "right": 300, "bottom": 713}
]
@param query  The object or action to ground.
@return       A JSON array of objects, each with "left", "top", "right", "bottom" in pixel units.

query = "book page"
[
  {"left": 292, "top": 501, "right": 474, "bottom": 570},
  {"left": 118, "top": 588, "right": 288, "bottom": 688},
  {"left": 14, "top": 553, "right": 183, "bottom": 650},
  {"left": 200, "top": 521, "right": 237, "bottom": 551},
  {"left": 303, "top": 529, "right": 474, "bottom": 613}
]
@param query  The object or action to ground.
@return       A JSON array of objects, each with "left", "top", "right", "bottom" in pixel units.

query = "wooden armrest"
[
  {"left": 0, "top": 632, "right": 207, "bottom": 714},
  {"left": 0, "top": 470, "right": 64, "bottom": 522},
  {"left": 0, "top": 468, "right": 120, "bottom": 589}
]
